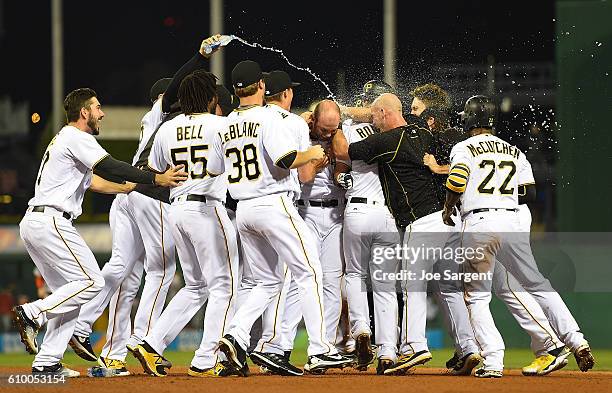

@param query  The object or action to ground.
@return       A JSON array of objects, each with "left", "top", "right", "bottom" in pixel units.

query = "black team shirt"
[{"left": 348, "top": 115, "right": 441, "bottom": 228}]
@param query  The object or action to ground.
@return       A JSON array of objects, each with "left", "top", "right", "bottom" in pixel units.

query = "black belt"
[
  {"left": 469, "top": 208, "right": 518, "bottom": 215},
  {"left": 297, "top": 199, "right": 339, "bottom": 207},
  {"left": 32, "top": 206, "right": 71, "bottom": 220},
  {"left": 349, "top": 197, "right": 385, "bottom": 205},
  {"left": 171, "top": 194, "right": 207, "bottom": 203}
]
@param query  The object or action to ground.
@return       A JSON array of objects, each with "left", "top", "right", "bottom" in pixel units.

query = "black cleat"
[
  {"left": 448, "top": 352, "right": 482, "bottom": 376},
  {"left": 32, "top": 363, "right": 80, "bottom": 377},
  {"left": 354, "top": 333, "right": 374, "bottom": 371},
  {"left": 446, "top": 352, "right": 460, "bottom": 369},
  {"left": 250, "top": 351, "right": 303, "bottom": 376},
  {"left": 218, "top": 334, "right": 248, "bottom": 376},
  {"left": 12, "top": 306, "right": 39, "bottom": 355},
  {"left": 304, "top": 353, "right": 354, "bottom": 374},
  {"left": 69, "top": 335, "right": 97, "bottom": 361},
  {"left": 376, "top": 358, "right": 394, "bottom": 375}
]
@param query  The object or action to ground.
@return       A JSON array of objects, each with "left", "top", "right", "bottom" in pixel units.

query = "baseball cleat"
[
  {"left": 376, "top": 358, "right": 394, "bottom": 375},
  {"left": 217, "top": 334, "right": 248, "bottom": 376},
  {"left": 448, "top": 352, "right": 482, "bottom": 376},
  {"left": 354, "top": 333, "right": 375, "bottom": 371},
  {"left": 522, "top": 347, "right": 570, "bottom": 376},
  {"left": 69, "top": 335, "right": 98, "bottom": 361},
  {"left": 133, "top": 341, "right": 172, "bottom": 377},
  {"left": 12, "top": 306, "right": 39, "bottom": 355},
  {"left": 250, "top": 351, "right": 303, "bottom": 376},
  {"left": 474, "top": 367, "right": 503, "bottom": 378},
  {"left": 188, "top": 362, "right": 237, "bottom": 377},
  {"left": 446, "top": 352, "right": 460, "bottom": 369},
  {"left": 32, "top": 363, "right": 80, "bottom": 378},
  {"left": 304, "top": 353, "right": 354, "bottom": 374},
  {"left": 574, "top": 344, "right": 595, "bottom": 372},
  {"left": 383, "top": 350, "right": 432, "bottom": 375},
  {"left": 95, "top": 356, "right": 130, "bottom": 377}
]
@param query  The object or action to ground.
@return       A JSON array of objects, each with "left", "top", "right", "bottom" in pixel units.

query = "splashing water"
[{"left": 232, "top": 35, "right": 337, "bottom": 101}]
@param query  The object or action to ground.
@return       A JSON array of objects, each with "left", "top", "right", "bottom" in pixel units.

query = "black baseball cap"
[
  {"left": 149, "top": 78, "right": 172, "bottom": 102},
  {"left": 264, "top": 70, "right": 301, "bottom": 97},
  {"left": 231, "top": 60, "right": 263, "bottom": 89},
  {"left": 216, "top": 84, "right": 239, "bottom": 116}
]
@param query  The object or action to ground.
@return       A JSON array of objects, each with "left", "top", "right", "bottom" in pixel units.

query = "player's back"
[
  {"left": 450, "top": 133, "right": 528, "bottom": 214},
  {"left": 217, "top": 105, "right": 297, "bottom": 200},
  {"left": 343, "top": 122, "right": 384, "bottom": 201},
  {"left": 150, "top": 113, "right": 227, "bottom": 202}
]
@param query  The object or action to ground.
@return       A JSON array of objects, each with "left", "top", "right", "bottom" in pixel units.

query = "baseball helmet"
[
  {"left": 360, "top": 80, "right": 394, "bottom": 105},
  {"left": 460, "top": 95, "right": 496, "bottom": 132}
]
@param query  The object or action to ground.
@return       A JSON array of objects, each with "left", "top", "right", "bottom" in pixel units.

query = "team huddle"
[{"left": 12, "top": 35, "right": 595, "bottom": 379}]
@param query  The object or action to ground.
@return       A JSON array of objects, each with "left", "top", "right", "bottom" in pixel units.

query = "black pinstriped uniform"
[{"left": 348, "top": 115, "right": 441, "bottom": 228}]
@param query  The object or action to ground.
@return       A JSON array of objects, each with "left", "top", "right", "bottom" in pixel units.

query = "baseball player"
[
  {"left": 208, "top": 60, "right": 353, "bottom": 376},
  {"left": 442, "top": 95, "right": 595, "bottom": 377},
  {"left": 414, "top": 83, "right": 569, "bottom": 376},
  {"left": 334, "top": 118, "right": 401, "bottom": 374},
  {"left": 297, "top": 100, "right": 346, "bottom": 348},
  {"left": 332, "top": 93, "right": 453, "bottom": 376},
  {"left": 70, "top": 36, "right": 224, "bottom": 374},
  {"left": 247, "top": 70, "right": 313, "bottom": 375},
  {"left": 12, "top": 88, "right": 186, "bottom": 376},
  {"left": 134, "top": 70, "right": 239, "bottom": 378}
]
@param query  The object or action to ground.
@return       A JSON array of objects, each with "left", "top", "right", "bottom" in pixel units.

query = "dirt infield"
[{"left": 3, "top": 366, "right": 612, "bottom": 393}]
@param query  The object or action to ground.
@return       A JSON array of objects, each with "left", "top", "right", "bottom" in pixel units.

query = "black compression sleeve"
[
  {"left": 96, "top": 156, "right": 156, "bottom": 184},
  {"left": 162, "top": 52, "right": 209, "bottom": 113},
  {"left": 134, "top": 184, "right": 170, "bottom": 204},
  {"left": 276, "top": 151, "right": 298, "bottom": 169}
]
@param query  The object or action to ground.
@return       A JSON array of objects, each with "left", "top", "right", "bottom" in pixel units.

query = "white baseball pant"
[{"left": 19, "top": 210, "right": 105, "bottom": 367}]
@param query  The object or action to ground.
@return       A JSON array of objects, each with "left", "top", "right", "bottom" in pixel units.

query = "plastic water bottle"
[{"left": 204, "top": 34, "right": 236, "bottom": 54}]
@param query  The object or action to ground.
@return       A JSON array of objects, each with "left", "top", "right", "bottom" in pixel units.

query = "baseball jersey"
[
  {"left": 29, "top": 126, "right": 110, "bottom": 218},
  {"left": 148, "top": 113, "right": 227, "bottom": 202},
  {"left": 299, "top": 137, "right": 345, "bottom": 201},
  {"left": 133, "top": 99, "right": 164, "bottom": 165},
  {"left": 266, "top": 104, "right": 311, "bottom": 198},
  {"left": 447, "top": 133, "right": 532, "bottom": 214},
  {"left": 342, "top": 122, "right": 384, "bottom": 201},
  {"left": 207, "top": 105, "right": 298, "bottom": 200}
]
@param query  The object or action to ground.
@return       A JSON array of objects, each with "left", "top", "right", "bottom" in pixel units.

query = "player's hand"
[
  {"left": 307, "top": 145, "right": 325, "bottom": 162},
  {"left": 124, "top": 182, "right": 137, "bottom": 194},
  {"left": 313, "top": 155, "right": 329, "bottom": 172},
  {"left": 300, "top": 111, "right": 314, "bottom": 129},
  {"left": 423, "top": 153, "right": 438, "bottom": 168},
  {"left": 442, "top": 206, "right": 456, "bottom": 226},
  {"left": 199, "top": 34, "right": 222, "bottom": 58},
  {"left": 155, "top": 165, "right": 188, "bottom": 187},
  {"left": 336, "top": 173, "right": 353, "bottom": 189}
]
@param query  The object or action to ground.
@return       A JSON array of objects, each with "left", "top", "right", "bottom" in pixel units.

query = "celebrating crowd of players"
[{"left": 12, "top": 34, "right": 595, "bottom": 379}]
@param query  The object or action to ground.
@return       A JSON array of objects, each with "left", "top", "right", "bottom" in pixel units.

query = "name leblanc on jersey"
[
  {"left": 466, "top": 139, "right": 520, "bottom": 159},
  {"left": 220, "top": 122, "right": 260, "bottom": 142}
]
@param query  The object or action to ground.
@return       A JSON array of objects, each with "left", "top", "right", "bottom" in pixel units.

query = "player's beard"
[{"left": 87, "top": 112, "right": 100, "bottom": 135}]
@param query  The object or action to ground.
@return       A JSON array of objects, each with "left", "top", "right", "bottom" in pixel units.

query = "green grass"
[{"left": 2, "top": 330, "right": 611, "bottom": 371}]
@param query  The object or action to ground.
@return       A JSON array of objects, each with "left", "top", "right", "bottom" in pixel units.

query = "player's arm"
[
  {"left": 424, "top": 153, "right": 450, "bottom": 174},
  {"left": 340, "top": 105, "right": 372, "bottom": 123},
  {"left": 206, "top": 133, "right": 226, "bottom": 177},
  {"left": 334, "top": 161, "right": 353, "bottom": 189},
  {"left": 331, "top": 130, "right": 350, "bottom": 161},
  {"left": 442, "top": 162, "right": 470, "bottom": 226},
  {"left": 89, "top": 175, "right": 135, "bottom": 194},
  {"left": 518, "top": 183, "right": 536, "bottom": 204},
  {"left": 95, "top": 156, "right": 186, "bottom": 187},
  {"left": 348, "top": 132, "right": 394, "bottom": 164},
  {"left": 517, "top": 154, "right": 536, "bottom": 205},
  {"left": 276, "top": 146, "right": 326, "bottom": 169}
]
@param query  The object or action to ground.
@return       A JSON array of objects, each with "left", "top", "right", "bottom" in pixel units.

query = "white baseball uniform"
[
  {"left": 207, "top": 104, "right": 336, "bottom": 356},
  {"left": 20, "top": 126, "right": 108, "bottom": 367},
  {"left": 253, "top": 104, "right": 311, "bottom": 355},
  {"left": 73, "top": 99, "right": 177, "bottom": 361},
  {"left": 296, "top": 136, "right": 345, "bottom": 346},
  {"left": 341, "top": 123, "right": 400, "bottom": 361},
  {"left": 145, "top": 112, "right": 239, "bottom": 370},
  {"left": 449, "top": 133, "right": 586, "bottom": 371}
]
